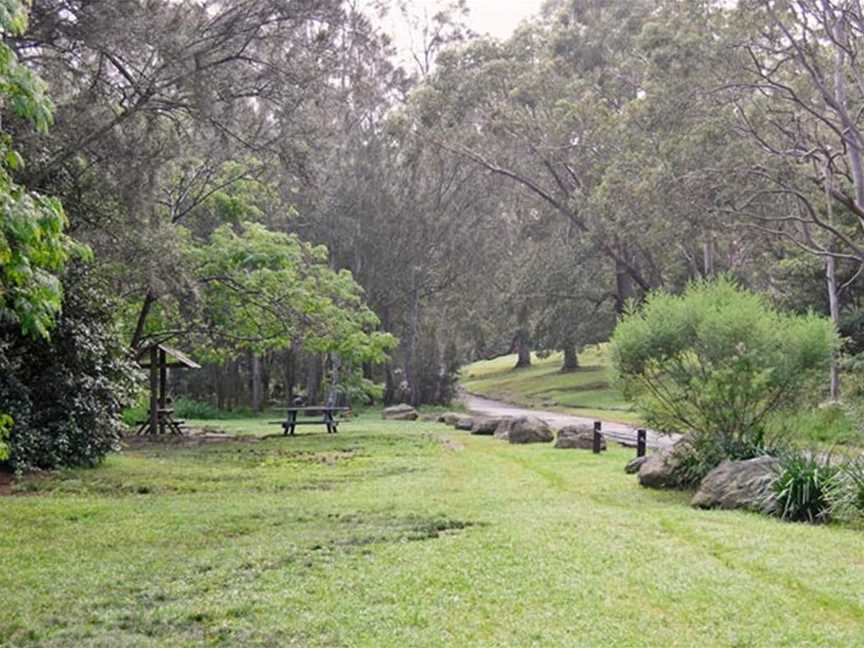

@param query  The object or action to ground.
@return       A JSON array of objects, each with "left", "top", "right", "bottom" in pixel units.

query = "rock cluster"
[
  {"left": 382, "top": 404, "right": 418, "bottom": 421},
  {"left": 630, "top": 434, "right": 782, "bottom": 514},
  {"left": 554, "top": 425, "right": 605, "bottom": 451}
]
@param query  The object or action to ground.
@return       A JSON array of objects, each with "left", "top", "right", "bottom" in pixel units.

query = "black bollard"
[
  {"left": 593, "top": 421, "right": 602, "bottom": 454},
  {"left": 636, "top": 429, "right": 647, "bottom": 457}
]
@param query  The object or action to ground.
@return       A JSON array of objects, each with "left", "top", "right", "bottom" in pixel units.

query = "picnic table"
[
  {"left": 271, "top": 406, "right": 350, "bottom": 436},
  {"left": 135, "top": 408, "right": 185, "bottom": 436}
]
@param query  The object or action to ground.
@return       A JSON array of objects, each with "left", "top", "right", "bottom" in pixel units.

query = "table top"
[{"left": 281, "top": 406, "right": 350, "bottom": 413}]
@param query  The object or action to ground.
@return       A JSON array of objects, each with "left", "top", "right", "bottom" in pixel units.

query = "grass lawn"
[
  {"left": 3, "top": 414, "right": 864, "bottom": 646},
  {"left": 461, "top": 346, "right": 642, "bottom": 424}
]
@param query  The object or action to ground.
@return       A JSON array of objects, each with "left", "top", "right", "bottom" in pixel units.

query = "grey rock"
[
  {"left": 494, "top": 418, "right": 513, "bottom": 441},
  {"left": 638, "top": 451, "right": 686, "bottom": 489},
  {"left": 691, "top": 456, "right": 780, "bottom": 513},
  {"left": 438, "top": 412, "right": 462, "bottom": 425},
  {"left": 508, "top": 416, "right": 554, "bottom": 444},
  {"left": 637, "top": 434, "right": 695, "bottom": 489},
  {"left": 471, "top": 417, "right": 507, "bottom": 436},
  {"left": 454, "top": 416, "right": 475, "bottom": 431},
  {"left": 625, "top": 455, "right": 649, "bottom": 474},
  {"left": 420, "top": 414, "right": 439, "bottom": 422},
  {"left": 555, "top": 424, "right": 606, "bottom": 451},
  {"left": 382, "top": 404, "right": 418, "bottom": 421}
]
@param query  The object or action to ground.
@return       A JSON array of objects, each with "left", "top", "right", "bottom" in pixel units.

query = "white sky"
[
  {"left": 376, "top": 0, "right": 547, "bottom": 64},
  {"left": 461, "top": 0, "right": 546, "bottom": 39}
]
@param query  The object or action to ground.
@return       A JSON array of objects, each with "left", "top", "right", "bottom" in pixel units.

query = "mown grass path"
[{"left": 2, "top": 417, "right": 864, "bottom": 647}]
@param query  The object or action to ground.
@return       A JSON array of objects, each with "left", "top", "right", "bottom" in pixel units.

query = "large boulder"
[
  {"left": 494, "top": 418, "right": 513, "bottom": 441},
  {"left": 691, "top": 456, "right": 780, "bottom": 513},
  {"left": 637, "top": 435, "right": 693, "bottom": 489},
  {"left": 625, "top": 456, "right": 649, "bottom": 474},
  {"left": 454, "top": 416, "right": 475, "bottom": 431},
  {"left": 471, "top": 417, "right": 507, "bottom": 436},
  {"left": 555, "top": 424, "right": 605, "bottom": 451},
  {"left": 382, "top": 404, "right": 418, "bottom": 421},
  {"left": 508, "top": 416, "right": 554, "bottom": 444},
  {"left": 438, "top": 412, "right": 463, "bottom": 426}
]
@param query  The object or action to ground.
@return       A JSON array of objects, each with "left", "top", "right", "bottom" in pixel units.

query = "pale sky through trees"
[
  {"left": 460, "top": 0, "right": 545, "bottom": 38},
  {"left": 379, "top": 0, "right": 546, "bottom": 63}
]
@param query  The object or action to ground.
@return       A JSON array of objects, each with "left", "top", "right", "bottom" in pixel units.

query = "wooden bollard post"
[
  {"left": 637, "top": 429, "right": 647, "bottom": 457},
  {"left": 593, "top": 421, "right": 602, "bottom": 454}
]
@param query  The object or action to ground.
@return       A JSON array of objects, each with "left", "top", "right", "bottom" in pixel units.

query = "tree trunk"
[
  {"left": 703, "top": 234, "right": 715, "bottom": 277},
  {"left": 306, "top": 354, "right": 322, "bottom": 404},
  {"left": 284, "top": 348, "right": 296, "bottom": 402},
  {"left": 216, "top": 364, "right": 226, "bottom": 410},
  {"left": 514, "top": 330, "right": 531, "bottom": 369},
  {"left": 250, "top": 352, "right": 264, "bottom": 412},
  {"left": 827, "top": 253, "right": 841, "bottom": 400},
  {"left": 562, "top": 345, "right": 580, "bottom": 372},
  {"left": 130, "top": 289, "right": 157, "bottom": 350},
  {"left": 614, "top": 257, "right": 636, "bottom": 314},
  {"left": 405, "top": 269, "right": 421, "bottom": 406},
  {"left": 383, "top": 363, "right": 396, "bottom": 404},
  {"left": 149, "top": 346, "right": 158, "bottom": 435}
]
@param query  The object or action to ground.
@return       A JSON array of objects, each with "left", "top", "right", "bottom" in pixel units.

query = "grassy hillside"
[
  {"left": 3, "top": 416, "right": 864, "bottom": 646},
  {"left": 461, "top": 345, "right": 642, "bottom": 424}
]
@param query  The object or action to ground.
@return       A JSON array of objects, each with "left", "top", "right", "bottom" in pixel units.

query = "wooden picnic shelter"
[{"left": 136, "top": 344, "right": 201, "bottom": 435}]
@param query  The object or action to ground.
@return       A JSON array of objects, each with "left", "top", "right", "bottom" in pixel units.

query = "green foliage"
[
  {"left": 770, "top": 450, "right": 841, "bottom": 524},
  {"left": 0, "top": 0, "right": 86, "bottom": 340},
  {"left": 190, "top": 222, "right": 397, "bottom": 362},
  {"left": 0, "top": 412, "right": 11, "bottom": 461},
  {"left": 831, "top": 458, "right": 864, "bottom": 524},
  {"left": 610, "top": 278, "right": 839, "bottom": 463},
  {"left": 0, "top": 266, "right": 139, "bottom": 470},
  {"left": 173, "top": 397, "right": 235, "bottom": 420}
]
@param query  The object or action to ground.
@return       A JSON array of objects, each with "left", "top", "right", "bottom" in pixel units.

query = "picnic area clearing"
[{"left": 2, "top": 414, "right": 863, "bottom": 647}]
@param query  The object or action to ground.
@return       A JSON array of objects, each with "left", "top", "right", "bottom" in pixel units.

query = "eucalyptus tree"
[
  {"left": 14, "top": 0, "right": 386, "bottom": 347},
  {"left": 724, "top": 0, "right": 864, "bottom": 396}
]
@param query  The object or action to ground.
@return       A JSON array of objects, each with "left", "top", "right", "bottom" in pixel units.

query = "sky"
[
  {"left": 377, "top": 0, "right": 547, "bottom": 64},
  {"left": 460, "top": 0, "right": 546, "bottom": 39}
]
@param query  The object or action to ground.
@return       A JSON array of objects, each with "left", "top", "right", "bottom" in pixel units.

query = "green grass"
[
  {"left": 3, "top": 416, "right": 864, "bottom": 646},
  {"left": 461, "top": 346, "right": 642, "bottom": 424}
]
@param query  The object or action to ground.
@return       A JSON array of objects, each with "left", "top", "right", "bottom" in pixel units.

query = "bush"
[
  {"left": 769, "top": 450, "right": 841, "bottom": 523},
  {"left": 610, "top": 277, "right": 838, "bottom": 483},
  {"left": 0, "top": 414, "right": 12, "bottom": 462},
  {"left": 173, "top": 397, "right": 225, "bottom": 420},
  {"left": 829, "top": 458, "right": 864, "bottom": 524},
  {"left": 0, "top": 266, "right": 139, "bottom": 471}
]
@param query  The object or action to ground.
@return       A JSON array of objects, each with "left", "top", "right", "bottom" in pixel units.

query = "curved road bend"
[{"left": 462, "top": 393, "right": 680, "bottom": 450}]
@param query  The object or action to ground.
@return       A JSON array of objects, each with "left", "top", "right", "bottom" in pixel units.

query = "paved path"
[{"left": 462, "top": 393, "right": 679, "bottom": 450}]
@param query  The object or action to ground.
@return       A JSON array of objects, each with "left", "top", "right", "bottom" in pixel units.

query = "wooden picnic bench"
[
  {"left": 135, "top": 408, "right": 186, "bottom": 436},
  {"left": 270, "top": 406, "right": 350, "bottom": 436}
]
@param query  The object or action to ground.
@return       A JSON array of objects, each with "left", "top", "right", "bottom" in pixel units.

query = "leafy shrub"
[
  {"left": 611, "top": 277, "right": 838, "bottom": 483},
  {"left": 829, "top": 458, "right": 864, "bottom": 524},
  {"left": 121, "top": 392, "right": 149, "bottom": 427},
  {"left": 0, "top": 414, "right": 12, "bottom": 462},
  {"left": 770, "top": 450, "right": 841, "bottom": 523},
  {"left": 0, "top": 265, "right": 139, "bottom": 471},
  {"left": 173, "top": 397, "right": 226, "bottom": 420}
]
